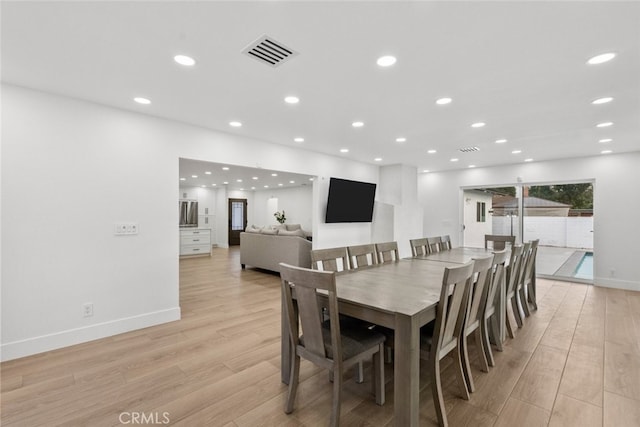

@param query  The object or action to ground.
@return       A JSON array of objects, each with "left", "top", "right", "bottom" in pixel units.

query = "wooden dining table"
[{"left": 280, "top": 247, "right": 504, "bottom": 426}]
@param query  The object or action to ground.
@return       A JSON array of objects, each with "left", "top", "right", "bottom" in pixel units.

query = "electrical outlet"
[
  {"left": 82, "top": 302, "right": 93, "bottom": 317},
  {"left": 114, "top": 223, "right": 139, "bottom": 235}
]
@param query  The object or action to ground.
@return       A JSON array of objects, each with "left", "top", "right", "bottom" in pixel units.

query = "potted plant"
[{"left": 274, "top": 210, "right": 286, "bottom": 224}]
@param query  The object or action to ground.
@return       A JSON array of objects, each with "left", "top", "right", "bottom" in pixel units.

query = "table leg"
[{"left": 394, "top": 313, "right": 420, "bottom": 427}]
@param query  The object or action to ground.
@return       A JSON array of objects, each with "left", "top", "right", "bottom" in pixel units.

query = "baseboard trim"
[
  {"left": 594, "top": 277, "right": 640, "bottom": 292},
  {"left": 0, "top": 307, "right": 181, "bottom": 362}
]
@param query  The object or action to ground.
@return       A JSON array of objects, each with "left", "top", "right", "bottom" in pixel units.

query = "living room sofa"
[{"left": 240, "top": 228, "right": 312, "bottom": 273}]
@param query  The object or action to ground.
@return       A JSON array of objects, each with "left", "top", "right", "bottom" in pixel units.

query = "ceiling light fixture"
[
  {"left": 601, "top": 150, "right": 613, "bottom": 154},
  {"left": 471, "top": 122, "right": 486, "bottom": 128},
  {"left": 495, "top": 139, "right": 507, "bottom": 144},
  {"left": 237, "top": 179, "right": 242, "bottom": 182},
  {"left": 450, "top": 158, "right": 459, "bottom": 162},
  {"left": 596, "top": 122, "right": 613, "bottom": 128},
  {"left": 252, "top": 176, "right": 258, "bottom": 180},
  {"left": 271, "top": 173, "right": 278, "bottom": 176},
  {"left": 436, "top": 97, "right": 452, "bottom": 105},
  {"left": 174, "top": 55, "right": 196, "bottom": 66},
  {"left": 587, "top": 52, "right": 616, "bottom": 65},
  {"left": 592, "top": 97, "right": 613, "bottom": 105},
  {"left": 191, "top": 175, "right": 198, "bottom": 178},
  {"left": 512, "top": 150, "right": 522, "bottom": 154},
  {"left": 374, "top": 158, "right": 382, "bottom": 162},
  {"left": 427, "top": 149, "right": 437, "bottom": 154},
  {"left": 179, "top": 178, "right": 186, "bottom": 181},
  {"left": 376, "top": 55, "right": 397, "bottom": 67},
  {"left": 352, "top": 121, "right": 364, "bottom": 128},
  {"left": 396, "top": 137, "right": 406, "bottom": 143},
  {"left": 340, "top": 148, "right": 349, "bottom": 153},
  {"left": 211, "top": 184, "right": 217, "bottom": 186},
  {"left": 468, "top": 165, "right": 476, "bottom": 168},
  {"left": 524, "top": 158, "right": 534, "bottom": 162},
  {"left": 223, "top": 181, "right": 229, "bottom": 185},
  {"left": 229, "top": 121, "right": 242, "bottom": 127},
  {"left": 294, "top": 137, "right": 304, "bottom": 143},
  {"left": 284, "top": 96, "right": 300, "bottom": 104},
  {"left": 422, "top": 170, "right": 430, "bottom": 173},
  {"left": 599, "top": 138, "right": 613, "bottom": 143},
  {"left": 222, "top": 167, "right": 230, "bottom": 170},
  {"left": 289, "top": 180, "right": 295, "bottom": 184},
  {"left": 205, "top": 171, "right": 212, "bottom": 175},
  {"left": 134, "top": 97, "right": 151, "bottom": 105}
]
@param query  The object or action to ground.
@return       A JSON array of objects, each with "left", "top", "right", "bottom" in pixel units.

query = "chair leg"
[
  {"left": 505, "top": 303, "right": 516, "bottom": 339},
  {"left": 490, "top": 314, "right": 503, "bottom": 352},
  {"left": 373, "top": 344, "right": 385, "bottom": 405},
  {"left": 454, "top": 343, "right": 470, "bottom": 400},
  {"left": 429, "top": 355, "right": 448, "bottom": 427},
  {"left": 511, "top": 295, "right": 524, "bottom": 328},
  {"left": 527, "top": 282, "right": 538, "bottom": 310},
  {"left": 285, "top": 354, "right": 300, "bottom": 414},
  {"left": 460, "top": 333, "right": 474, "bottom": 394},
  {"left": 481, "top": 316, "right": 495, "bottom": 367},
  {"left": 330, "top": 368, "right": 342, "bottom": 427},
  {"left": 355, "top": 361, "right": 364, "bottom": 384},
  {"left": 474, "top": 329, "right": 489, "bottom": 373},
  {"left": 519, "top": 286, "right": 531, "bottom": 317}
]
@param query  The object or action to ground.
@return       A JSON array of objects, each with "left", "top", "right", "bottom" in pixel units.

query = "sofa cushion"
[
  {"left": 245, "top": 224, "right": 261, "bottom": 233},
  {"left": 273, "top": 224, "right": 287, "bottom": 231},
  {"left": 279, "top": 228, "right": 306, "bottom": 237},
  {"left": 260, "top": 227, "right": 279, "bottom": 235},
  {"left": 286, "top": 224, "right": 302, "bottom": 231}
]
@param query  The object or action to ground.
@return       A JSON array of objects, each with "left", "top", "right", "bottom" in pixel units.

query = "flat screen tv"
[{"left": 325, "top": 177, "right": 377, "bottom": 223}]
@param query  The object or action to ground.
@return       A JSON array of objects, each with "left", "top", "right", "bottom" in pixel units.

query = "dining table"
[{"left": 280, "top": 247, "right": 504, "bottom": 426}]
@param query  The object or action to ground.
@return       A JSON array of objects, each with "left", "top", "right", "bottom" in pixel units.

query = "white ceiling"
[{"left": 2, "top": 1, "right": 639, "bottom": 181}]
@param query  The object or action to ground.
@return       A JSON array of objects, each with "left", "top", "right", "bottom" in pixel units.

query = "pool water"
[{"left": 573, "top": 252, "right": 593, "bottom": 280}]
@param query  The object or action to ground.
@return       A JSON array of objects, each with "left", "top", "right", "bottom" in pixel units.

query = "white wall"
[
  {"left": 418, "top": 153, "right": 640, "bottom": 291},
  {"left": 463, "top": 190, "right": 493, "bottom": 248},
  {"left": 0, "top": 85, "right": 381, "bottom": 360},
  {"left": 252, "top": 185, "right": 313, "bottom": 231}
]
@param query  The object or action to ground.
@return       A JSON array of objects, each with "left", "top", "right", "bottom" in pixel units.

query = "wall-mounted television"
[{"left": 325, "top": 177, "right": 377, "bottom": 223}]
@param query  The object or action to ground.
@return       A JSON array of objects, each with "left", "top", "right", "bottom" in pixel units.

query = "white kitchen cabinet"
[{"left": 179, "top": 228, "right": 211, "bottom": 257}]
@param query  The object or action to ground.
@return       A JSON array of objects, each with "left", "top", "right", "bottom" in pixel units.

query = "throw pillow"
[
  {"left": 279, "top": 228, "right": 305, "bottom": 237},
  {"left": 285, "top": 224, "right": 302, "bottom": 231},
  {"left": 260, "top": 227, "right": 279, "bottom": 235}
]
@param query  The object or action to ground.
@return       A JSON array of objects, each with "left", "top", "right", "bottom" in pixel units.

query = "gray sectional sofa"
[{"left": 240, "top": 225, "right": 312, "bottom": 273}]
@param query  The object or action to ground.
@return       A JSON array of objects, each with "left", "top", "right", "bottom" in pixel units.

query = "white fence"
[{"left": 492, "top": 216, "right": 593, "bottom": 249}]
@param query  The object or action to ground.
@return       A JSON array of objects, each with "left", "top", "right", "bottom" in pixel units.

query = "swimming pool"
[{"left": 573, "top": 252, "right": 593, "bottom": 280}]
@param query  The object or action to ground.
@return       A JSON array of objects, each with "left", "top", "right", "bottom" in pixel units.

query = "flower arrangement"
[{"left": 274, "top": 210, "right": 286, "bottom": 224}]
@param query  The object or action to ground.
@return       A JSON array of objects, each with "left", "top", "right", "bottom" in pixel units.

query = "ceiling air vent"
[
  {"left": 242, "top": 35, "right": 298, "bottom": 68},
  {"left": 458, "top": 146, "right": 480, "bottom": 153}
]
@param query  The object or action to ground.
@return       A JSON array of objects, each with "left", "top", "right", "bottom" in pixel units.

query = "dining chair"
[
  {"left": 280, "top": 263, "right": 386, "bottom": 427},
  {"left": 484, "top": 234, "right": 516, "bottom": 251},
  {"left": 517, "top": 242, "right": 533, "bottom": 318},
  {"left": 505, "top": 245, "right": 525, "bottom": 336},
  {"left": 420, "top": 261, "right": 475, "bottom": 427},
  {"left": 311, "top": 247, "right": 350, "bottom": 272},
  {"left": 523, "top": 239, "right": 539, "bottom": 312},
  {"left": 460, "top": 255, "right": 494, "bottom": 393},
  {"left": 439, "top": 235, "right": 452, "bottom": 251},
  {"left": 481, "top": 249, "right": 508, "bottom": 367},
  {"left": 347, "top": 244, "right": 378, "bottom": 269},
  {"left": 427, "top": 236, "right": 442, "bottom": 253},
  {"left": 375, "top": 241, "right": 399, "bottom": 263},
  {"left": 409, "top": 238, "right": 430, "bottom": 256}
]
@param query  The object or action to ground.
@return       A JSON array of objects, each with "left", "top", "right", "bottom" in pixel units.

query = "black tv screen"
[{"left": 325, "top": 178, "right": 377, "bottom": 223}]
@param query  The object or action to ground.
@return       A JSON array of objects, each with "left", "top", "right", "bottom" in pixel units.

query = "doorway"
[{"left": 228, "top": 198, "right": 247, "bottom": 246}]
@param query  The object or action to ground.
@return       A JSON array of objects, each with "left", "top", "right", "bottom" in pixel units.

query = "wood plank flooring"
[{"left": 2, "top": 247, "right": 640, "bottom": 426}]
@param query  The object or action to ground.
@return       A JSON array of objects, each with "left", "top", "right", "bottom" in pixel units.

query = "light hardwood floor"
[{"left": 2, "top": 247, "right": 640, "bottom": 426}]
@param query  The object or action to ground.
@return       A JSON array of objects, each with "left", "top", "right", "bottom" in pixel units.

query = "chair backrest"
[
  {"left": 347, "top": 244, "right": 378, "bottom": 269},
  {"left": 485, "top": 234, "right": 516, "bottom": 251},
  {"left": 485, "top": 250, "right": 508, "bottom": 316},
  {"left": 410, "top": 238, "right": 429, "bottom": 256},
  {"left": 466, "top": 255, "right": 495, "bottom": 331},
  {"left": 440, "top": 235, "right": 452, "bottom": 251},
  {"left": 523, "top": 239, "right": 539, "bottom": 284},
  {"left": 506, "top": 245, "right": 524, "bottom": 296},
  {"left": 433, "top": 261, "right": 475, "bottom": 359},
  {"left": 280, "top": 263, "right": 341, "bottom": 365},
  {"left": 375, "top": 241, "right": 399, "bottom": 263},
  {"left": 310, "top": 247, "right": 350, "bottom": 272},
  {"left": 518, "top": 242, "right": 532, "bottom": 286},
  {"left": 427, "top": 236, "right": 442, "bottom": 253}
]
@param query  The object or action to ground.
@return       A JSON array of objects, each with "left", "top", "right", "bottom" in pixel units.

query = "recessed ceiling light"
[
  {"left": 284, "top": 96, "right": 300, "bottom": 104},
  {"left": 427, "top": 149, "right": 437, "bottom": 154},
  {"left": 374, "top": 158, "right": 382, "bottom": 162},
  {"left": 340, "top": 148, "right": 349, "bottom": 153},
  {"left": 205, "top": 171, "right": 212, "bottom": 175},
  {"left": 471, "top": 122, "right": 486, "bottom": 128},
  {"left": 134, "top": 97, "right": 151, "bottom": 105},
  {"left": 179, "top": 177, "right": 186, "bottom": 181},
  {"left": 512, "top": 150, "right": 522, "bottom": 154},
  {"left": 240, "top": 188, "right": 244, "bottom": 191},
  {"left": 396, "top": 137, "right": 407, "bottom": 143},
  {"left": 271, "top": 173, "right": 278, "bottom": 176},
  {"left": 495, "top": 139, "right": 507, "bottom": 144},
  {"left": 450, "top": 158, "right": 459, "bottom": 162},
  {"left": 223, "top": 181, "right": 229, "bottom": 185},
  {"left": 468, "top": 165, "right": 476, "bottom": 168},
  {"left": 264, "top": 185, "right": 269, "bottom": 188},
  {"left": 352, "top": 121, "right": 364, "bottom": 128},
  {"left": 229, "top": 121, "right": 242, "bottom": 127},
  {"left": 599, "top": 138, "right": 613, "bottom": 143},
  {"left": 191, "top": 175, "right": 198, "bottom": 178},
  {"left": 222, "top": 167, "right": 230, "bottom": 171},
  {"left": 237, "top": 179, "right": 242, "bottom": 182},
  {"left": 252, "top": 176, "right": 258, "bottom": 180},
  {"left": 601, "top": 150, "right": 613, "bottom": 154},
  {"left": 251, "top": 187, "right": 255, "bottom": 190},
  {"left": 592, "top": 97, "right": 613, "bottom": 105},
  {"left": 422, "top": 169, "right": 430, "bottom": 173},
  {"left": 278, "top": 183, "right": 283, "bottom": 186},
  {"left": 436, "top": 97, "right": 452, "bottom": 105},
  {"left": 294, "top": 137, "right": 304, "bottom": 143},
  {"left": 309, "top": 178, "right": 314, "bottom": 181},
  {"left": 376, "top": 55, "right": 397, "bottom": 67},
  {"left": 289, "top": 180, "right": 295, "bottom": 184},
  {"left": 596, "top": 122, "right": 613, "bottom": 128},
  {"left": 587, "top": 52, "right": 616, "bottom": 65},
  {"left": 211, "top": 184, "right": 217, "bottom": 186},
  {"left": 174, "top": 55, "right": 195, "bottom": 66},
  {"left": 524, "top": 158, "right": 534, "bottom": 162}
]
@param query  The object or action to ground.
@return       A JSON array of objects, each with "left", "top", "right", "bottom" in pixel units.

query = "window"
[{"left": 477, "top": 202, "right": 486, "bottom": 222}]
